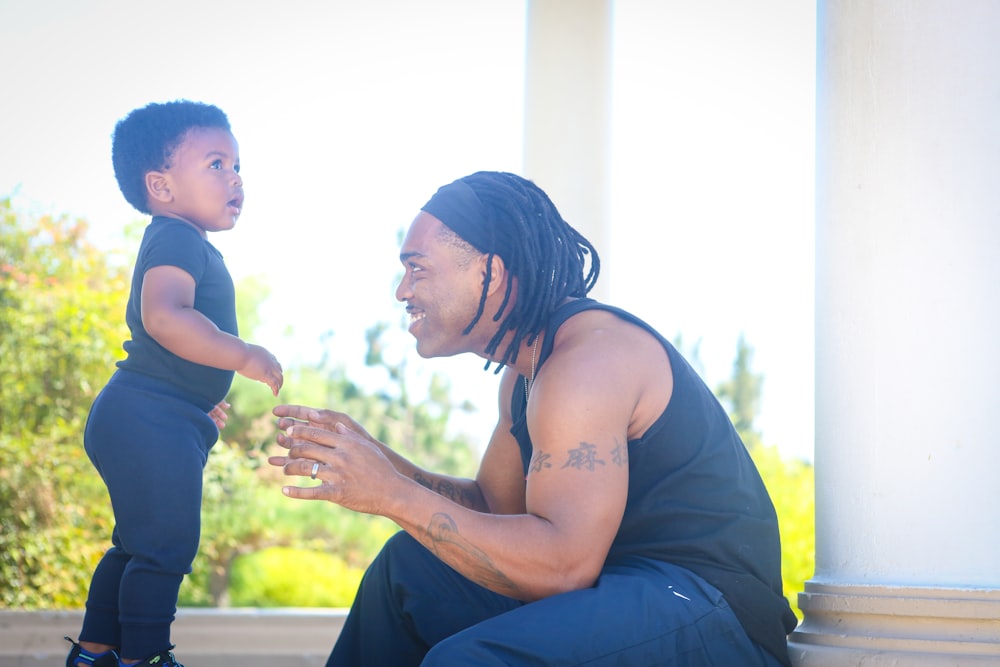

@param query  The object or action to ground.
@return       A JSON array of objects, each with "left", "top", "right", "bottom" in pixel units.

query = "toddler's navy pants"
[{"left": 79, "top": 370, "right": 217, "bottom": 660}]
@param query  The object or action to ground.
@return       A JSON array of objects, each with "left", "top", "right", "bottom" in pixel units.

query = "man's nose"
[{"left": 394, "top": 277, "right": 411, "bottom": 302}]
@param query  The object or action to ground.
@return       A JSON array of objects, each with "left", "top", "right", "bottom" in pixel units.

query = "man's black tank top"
[{"left": 510, "top": 298, "right": 796, "bottom": 665}]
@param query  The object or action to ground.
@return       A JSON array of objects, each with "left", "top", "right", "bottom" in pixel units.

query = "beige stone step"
[{"left": 0, "top": 608, "right": 347, "bottom": 666}]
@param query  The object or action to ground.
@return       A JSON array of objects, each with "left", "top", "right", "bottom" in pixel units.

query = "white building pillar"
[
  {"left": 523, "top": 0, "right": 612, "bottom": 301},
  {"left": 789, "top": 2, "right": 1000, "bottom": 664}
]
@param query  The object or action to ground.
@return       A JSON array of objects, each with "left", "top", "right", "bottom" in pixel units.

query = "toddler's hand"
[
  {"left": 209, "top": 400, "right": 230, "bottom": 430},
  {"left": 239, "top": 344, "right": 284, "bottom": 396}
]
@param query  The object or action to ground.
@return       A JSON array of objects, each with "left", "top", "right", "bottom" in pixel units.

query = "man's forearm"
[
  {"left": 384, "top": 490, "right": 593, "bottom": 602},
  {"left": 369, "top": 439, "right": 488, "bottom": 511},
  {"left": 411, "top": 470, "right": 487, "bottom": 511}
]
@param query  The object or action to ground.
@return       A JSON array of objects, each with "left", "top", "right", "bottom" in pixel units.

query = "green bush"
[{"left": 229, "top": 546, "right": 365, "bottom": 607}]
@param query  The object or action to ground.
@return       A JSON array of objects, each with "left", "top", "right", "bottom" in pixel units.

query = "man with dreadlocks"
[{"left": 268, "top": 171, "right": 797, "bottom": 667}]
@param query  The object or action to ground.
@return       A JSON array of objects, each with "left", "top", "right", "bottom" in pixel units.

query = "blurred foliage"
[
  {"left": 717, "top": 333, "right": 764, "bottom": 435},
  {"left": 228, "top": 547, "right": 366, "bottom": 607},
  {"left": 178, "top": 439, "right": 280, "bottom": 607},
  {"left": 0, "top": 199, "right": 123, "bottom": 608},
  {"left": 749, "top": 442, "right": 815, "bottom": 621}
]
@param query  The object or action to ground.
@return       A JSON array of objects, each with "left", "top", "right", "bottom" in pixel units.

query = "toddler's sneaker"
[
  {"left": 64, "top": 637, "right": 118, "bottom": 667},
  {"left": 129, "top": 648, "right": 185, "bottom": 666}
]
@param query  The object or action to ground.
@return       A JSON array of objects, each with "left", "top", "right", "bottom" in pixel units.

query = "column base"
[{"left": 788, "top": 581, "right": 1000, "bottom": 666}]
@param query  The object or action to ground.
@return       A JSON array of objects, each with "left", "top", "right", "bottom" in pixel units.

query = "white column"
[
  {"left": 523, "top": 0, "right": 612, "bottom": 301},
  {"left": 790, "top": 2, "right": 1000, "bottom": 664}
]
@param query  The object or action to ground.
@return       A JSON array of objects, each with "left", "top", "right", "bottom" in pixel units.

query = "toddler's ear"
[{"left": 145, "top": 171, "right": 172, "bottom": 203}]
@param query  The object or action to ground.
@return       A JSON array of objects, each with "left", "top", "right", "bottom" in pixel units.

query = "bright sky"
[{"left": 0, "top": 0, "right": 816, "bottom": 462}]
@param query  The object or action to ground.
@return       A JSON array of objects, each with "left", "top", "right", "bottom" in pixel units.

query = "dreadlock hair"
[
  {"left": 111, "top": 100, "right": 231, "bottom": 214},
  {"left": 455, "top": 171, "right": 600, "bottom": 372}
]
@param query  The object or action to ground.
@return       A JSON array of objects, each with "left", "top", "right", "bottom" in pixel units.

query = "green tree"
[
  {"left": 716, "top": 333, "right": 764, "bottom": 439},
  {"left": 671, "top": 332, "right": 705, "bottom": 378},
  {"left": 715, "top": 334, "right": 815, "bottom": 621},
  {"left": 0, "top": 200, "right": 130, "bottom": 430},
  {"left": 0, "top": 199, "right": 126, "bottom": 608}
]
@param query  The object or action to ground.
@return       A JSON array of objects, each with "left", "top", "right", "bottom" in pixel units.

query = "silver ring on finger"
[{"left": 310, "top": 462, "right": 320, "bottom": 480}]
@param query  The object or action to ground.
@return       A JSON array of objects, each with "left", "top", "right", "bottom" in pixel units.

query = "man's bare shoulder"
[{"left": 543, "top": 309, "right": 673, "bottom": 440}]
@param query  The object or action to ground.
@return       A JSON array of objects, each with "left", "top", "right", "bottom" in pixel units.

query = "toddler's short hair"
[{"left": 112, "top": 100, "right": 231, "bottom": 213}]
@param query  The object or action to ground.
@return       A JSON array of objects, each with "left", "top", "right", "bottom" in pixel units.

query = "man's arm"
[
  {"left": 272, "top": 326, "right": 640, "bottom": 601},
  {"left": 273, "top": 404, "right": 494, "bottom": 512},
  {"left": 402, "top": 347, "right": 632, "bottom": 600},
  {"left": 473, "top": 368, "right": 529, "bottom": 515}
]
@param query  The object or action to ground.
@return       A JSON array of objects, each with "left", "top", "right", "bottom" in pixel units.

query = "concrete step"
[{"left": 0, "top": 608, "right": 347, "bottom": 666}]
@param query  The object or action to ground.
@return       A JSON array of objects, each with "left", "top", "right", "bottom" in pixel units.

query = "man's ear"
[
  {"left": 482, "top": 254, "right": 507, "bottom": 296},
  {"left": 145, "top": 171, "right": 172, "bottom": 204}
]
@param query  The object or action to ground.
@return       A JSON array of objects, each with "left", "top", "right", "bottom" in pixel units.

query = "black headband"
[{"left": 420, "top": 178, "right": 496, "bottom": 255}]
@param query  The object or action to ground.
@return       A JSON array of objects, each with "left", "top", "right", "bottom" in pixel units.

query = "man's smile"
[{"left": 406, "top": 308, "right": 426, "bottom": 333}]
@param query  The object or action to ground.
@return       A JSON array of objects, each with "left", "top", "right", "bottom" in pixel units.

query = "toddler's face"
[{"left": 155, "top": 127, "right": 243, "bottom": 235}]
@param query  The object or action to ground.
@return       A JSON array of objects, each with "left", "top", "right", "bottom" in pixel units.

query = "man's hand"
[
  {"left": 271, "top": 404, "right": 375, "bottom": 444},
  {"left": 268, "top": 404, "right": 403, "bottom": 516}
]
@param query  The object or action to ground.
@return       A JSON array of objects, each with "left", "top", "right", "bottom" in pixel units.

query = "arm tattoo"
[
  {"left": 529, "top": 450, "right": 553, "bottom": 473},
  {"left": 532, "top": 439, "right": 626, "bottom": 475},
  {"left": 426, "top": 512, "right": 520, "bottom": 595},
  {"left": 435, "top": 478, "right": 462, "bottom": 502},
  {"left": 561, "top": 441, "right": 605, "bottom": 471},
  {"left": 611, "top": 437, "right": 629, "bottom": 467},
  {"left": 413, "top": 472, "right": 434, "bottom": 491},
  {"left": 435, "top": 479, "right": 479, "bottom": 508},
  {"left": 414, "top": 473, "right": 479, "bottom": 508}
]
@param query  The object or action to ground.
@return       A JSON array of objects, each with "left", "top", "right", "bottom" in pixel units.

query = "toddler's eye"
[
  {"left": 234, "top": 163, "right": 241, "bottom": 174},
  {"left": 210, "top": 159, "right": 223, "bottom": 170}
]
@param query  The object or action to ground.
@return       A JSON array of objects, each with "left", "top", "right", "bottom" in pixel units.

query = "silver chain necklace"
[{"left": 523, "top": 335, "right": 539, "bottom": 403}]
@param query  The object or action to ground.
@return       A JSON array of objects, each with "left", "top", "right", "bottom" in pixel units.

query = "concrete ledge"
[
  {"left": 0, "top": 608, "right": 347, "bottom": 666},
  {"left": 789, "top": 582, "right": 1000, "bottom": 666}
]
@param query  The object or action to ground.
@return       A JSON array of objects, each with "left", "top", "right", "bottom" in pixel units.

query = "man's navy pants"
[{"left": 328, "top": 531, "right": 785, "bottom": 666}]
